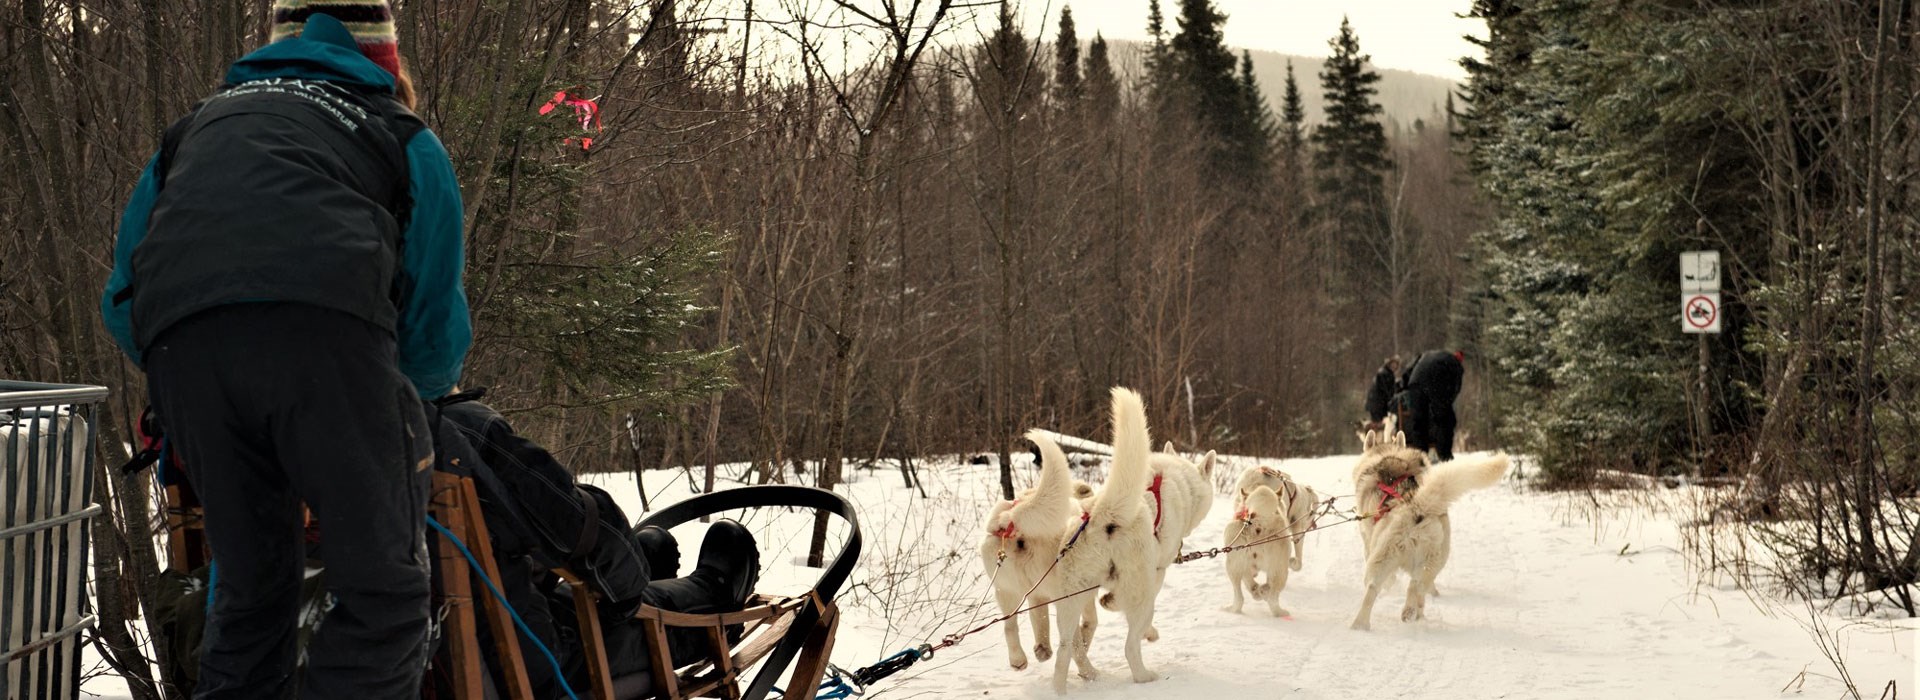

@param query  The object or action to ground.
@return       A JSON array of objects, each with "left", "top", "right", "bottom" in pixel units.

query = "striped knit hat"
[{"left": 271, "top": 1, "right": 400, "bottom": 78}]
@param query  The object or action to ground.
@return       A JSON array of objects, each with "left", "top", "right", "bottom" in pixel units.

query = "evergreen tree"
[
  {"left": 1086, "top": 33, "right": 1120, "bottom": 128},
  {"left": 1145, "top": 0, "right": 1171, "bottom": 85},
  {"left": 1455, "top": 0, "right": 1530, "bottom": 161},
  {"left": 1310, "top": 17, "right": 1391, "bottom": 292},
  {"left": 974, "top": 1, "right": 1046, "bottom": 134},
  {"left": 1163, "top": 0, "right": 1266, "bottom": 181},
  {"left": 1237, "top": 49, "right": 1278, "bottom": 177},
  {"left": 1054, "top": 7, "right": 1083, "bottom": 107},
  {"left": 1279, "top": 60, "right": 1308, "bottom": 182}
]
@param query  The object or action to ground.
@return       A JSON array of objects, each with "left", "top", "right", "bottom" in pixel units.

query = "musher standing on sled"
[
  {"left": 1396, "top": 349, "right": 1465, "bottom": 462},
  {"left": 101, "top": 2, "right": 468, "bottom": 697}
]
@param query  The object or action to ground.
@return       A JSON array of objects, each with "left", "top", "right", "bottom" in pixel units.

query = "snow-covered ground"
[{"left": 80, "top": 451, "right": 1918, "bottom": 699}]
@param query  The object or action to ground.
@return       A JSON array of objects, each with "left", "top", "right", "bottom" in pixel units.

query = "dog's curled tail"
[
  {"left": 1023, "top": 429, "right": 1076, "bottom": 505},
  {"left": 1410, "top": 453, "right": 1511, "bottom": 515},
  {"left": 1007, "top": 431, "right": 1080, "bottom": 535},
  {"left": 1092, "top": 387, "right": 1151, "bottom": 524}
]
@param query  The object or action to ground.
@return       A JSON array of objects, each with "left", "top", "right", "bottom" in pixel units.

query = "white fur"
[
  {"left": 1231, "top": 465, "right": 1320, "bottom": 571},
  {"left": 1222, "top": 485, "right": 1292, "bottom": 617},
  {"left": 979, "top": 448, "right": 1098, "bottom": 672},
  {"left": 1348, "top": 440, "right": 1510, "bottom": 631},
  {"left": 1023, "top": 388, "right": 1192, "bottom": 692}
]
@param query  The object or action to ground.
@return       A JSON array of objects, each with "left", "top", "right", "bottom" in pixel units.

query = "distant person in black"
[
  {"left": 1397, "top": 350, "right": 1465, "bottom": 462},
  {"left": 1363, "top": 355, "right": 1403, "bottom": 430}
]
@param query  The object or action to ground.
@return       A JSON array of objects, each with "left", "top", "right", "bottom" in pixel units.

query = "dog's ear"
[
  {"left": 1199, "top": 450, "right": 1217, "bottom": 476},
  {"left": 1160, "top": 441, "right": 1177, "bottom": 455}
]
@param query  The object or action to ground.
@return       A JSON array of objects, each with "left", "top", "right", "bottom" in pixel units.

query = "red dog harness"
[
  {"left": 1147, "top": 473, "right": 1165, "bottom": 536},
  {"left": 1373, "top": 476, "right": 1414, "bottom": 522},
  {"left": 992, "top": 498, "right": 1020, "bottom": 539}
]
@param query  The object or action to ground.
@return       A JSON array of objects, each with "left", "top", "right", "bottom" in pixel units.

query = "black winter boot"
[
  {"left": 633, "top": 525, "right": 680, "bottom": 581},
  {"left": 691, "top": 520, "right": 760, "bottom": 607}
]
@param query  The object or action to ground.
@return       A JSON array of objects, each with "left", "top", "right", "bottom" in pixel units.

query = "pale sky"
[
  {"left": 691, "top": 1, "right": 1482, "bottom": 83},
  {"left": 1013, "top": 1, "right": 1483, "bottom": 81}
]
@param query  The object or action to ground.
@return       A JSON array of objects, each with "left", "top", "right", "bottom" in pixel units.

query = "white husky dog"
[
  {"left": 1221, "top": 484, "right": 1292, "bottom": 616},
  {"left": 1107, "top": 429, "right": 1215, "bottom": 644},
  {"left": 1348, "top": 428, "right": 1510, "bottom": 630},
  {"left": 1231, "top": 465, "right": 1320, "bottom": 571},
  {"left": 981, "top": 479, "right": 1098, "bottom": 671},
  {"left": 1019, "top": 388, "right": 1208, "bottom": 692}
]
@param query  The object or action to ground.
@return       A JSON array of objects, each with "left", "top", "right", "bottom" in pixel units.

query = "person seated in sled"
[{"left": 434, "top": 396, "right": 761, "bottom": 698}]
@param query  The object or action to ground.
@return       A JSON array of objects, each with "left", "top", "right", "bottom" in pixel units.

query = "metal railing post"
[{"left": 1, "top": 380, "right": 108, "bottom": 700}]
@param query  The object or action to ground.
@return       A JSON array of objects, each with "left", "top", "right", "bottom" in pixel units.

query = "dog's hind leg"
[
  {"left": 997, "top": 587, "right": 1030, "bottom": 669},
  {"left": 1224, "top": 568, "right": 1246, "bottom": 613},
  {"left": 1122, "top": 603, "right": 1160, "bottom": 683},
  {"left": 1351, "top": 553, "right": 1395, "bottom": 631},
  {"left": 1351, "top": 580, "right": 1382, "bottom": 631},
  {"left": 1264, "top": 564, "right": 1291, "bottom": 618},
  {"left": 1401, "top": 577, "right": 1426, "bottom": 622},
  {"left": 1029, "top": 597, "right": 1053, "bottom": 663},
  {"left": 1051, "top": 594, "right": 1082, "bottom": 693},
  {"left": 1074, "top": 596, "right": 1099, "bottom": 678},
  {"left": 1405, "top": 556, "right": 1443, "bottom": 622},
  {"left": 1427, "top": 519, "right": 1452, "bottom": 598},
  {"left": 1143, "top": 566, "right": 1168, "bottom": 642},
  {"left": 1051, "top": 591, "right": 1099, "bottom": 693}
]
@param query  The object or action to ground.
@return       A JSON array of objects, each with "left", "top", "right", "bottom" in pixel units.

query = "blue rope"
[
  {"left": 813, "top": 647, "right": 927, "bottom": 699},
  {"left": 815, "top": 675, "right": 857, "bottom": 700},
  {"left": 425, "top": 514, "right": 582, "bottom": 700},
  {"left": 205, "top": 560, "right": 217, "bottom": 613}
]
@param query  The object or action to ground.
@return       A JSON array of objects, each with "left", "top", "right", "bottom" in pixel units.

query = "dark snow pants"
[
  {"left": 1402, "top": 387, "right": 1459, "bottom": 462},
  {"left": 145, "top": 303, "right": 432, "bottom": 700}
]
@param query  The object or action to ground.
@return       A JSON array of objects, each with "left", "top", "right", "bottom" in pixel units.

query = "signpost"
[
  {"left": 1680, "top": 251, "right": 1721, "bottom": 334},
  {"left": 1681, "top": 250, "right": 1719, "bottom": 472}
]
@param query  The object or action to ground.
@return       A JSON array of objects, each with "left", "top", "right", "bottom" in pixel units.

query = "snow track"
[{"left": 82, "top": 453, "right": 1917, "bottom": 699}]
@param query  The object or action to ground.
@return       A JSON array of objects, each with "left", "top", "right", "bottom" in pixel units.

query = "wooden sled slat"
[
  {"left": 157, "top": 460, "right": 858, "bottom": 700},
  {"left": 556, "top": 568, "right": 620, "bottom": 700},
  {"left": 725, "top": 611, "right": 794, "bottom": 670},
  {"left": 430, "top": 471, "right": 537, "bottom": 700},
  {"left": 425, "top": 483, "right": 860, "bottom": 700}
]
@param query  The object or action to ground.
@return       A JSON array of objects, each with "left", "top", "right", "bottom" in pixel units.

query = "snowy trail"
[
  {"left": 78, "top": 452, "right": 1917, "bottom": 699},
  {"left": 661, "top": 454, "right": 1916, "bottom": 700}
]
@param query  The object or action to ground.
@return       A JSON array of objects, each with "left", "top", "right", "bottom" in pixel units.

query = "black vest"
[{"left": 128, "top": 78, "right": 425, "bottom": 349}]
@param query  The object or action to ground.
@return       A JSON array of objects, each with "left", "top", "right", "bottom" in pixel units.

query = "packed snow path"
[
  {"left": 81, "top": 452, "right": 1916, "bottom": 699},
  {"left": 609, "top": 453, "right": 1915, "bottom": 700}
]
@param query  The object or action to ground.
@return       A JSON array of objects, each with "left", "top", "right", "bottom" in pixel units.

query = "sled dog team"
[{"left": 980, "top": 388, "right": 1511, "bottom": 692}]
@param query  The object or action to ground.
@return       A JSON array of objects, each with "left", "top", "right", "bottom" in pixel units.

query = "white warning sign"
[
  {"left": 1683, "top": 292, "right": 1720, "bottom": 334},
  {"left": 1681, "top": 251, "right": 1720, "bottom": 292}
]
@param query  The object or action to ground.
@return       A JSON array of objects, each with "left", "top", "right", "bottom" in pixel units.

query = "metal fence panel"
[{"left": 1, "top": 381, "right": 106, "bottom": 700}]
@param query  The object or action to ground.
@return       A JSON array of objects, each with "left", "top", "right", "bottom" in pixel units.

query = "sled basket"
[{"left": 431, "top": 475, "right": 861, "bottom": 700}]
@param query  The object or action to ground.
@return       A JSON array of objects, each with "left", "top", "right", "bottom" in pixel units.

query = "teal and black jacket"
[{"left": 102, "top": 14, "right": 469, "bottom": 399}]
